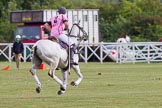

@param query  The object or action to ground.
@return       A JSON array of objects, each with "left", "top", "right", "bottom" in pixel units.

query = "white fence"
[{"left": 0, "top": 42, "right": 162, "bottom": 63}]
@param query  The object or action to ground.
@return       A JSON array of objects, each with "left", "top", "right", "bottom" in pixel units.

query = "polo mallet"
[{"left": 67, "top": 29, "right": 71, "bottom": 73}]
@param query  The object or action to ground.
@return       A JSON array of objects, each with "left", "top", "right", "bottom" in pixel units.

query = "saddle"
[
  {"left": 48, "top": 36, "right": 58, "bottom": 42},
  {"left": 48, "top": 36, "right": 68, "bottom": 50}
]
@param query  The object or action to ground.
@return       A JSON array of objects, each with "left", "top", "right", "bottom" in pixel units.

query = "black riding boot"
[
  {"left": 69, "top": 44, "right": 76, "bottom": 64},
  {"left": 70, "top": 48, "right": 74, "bottom": 64}
]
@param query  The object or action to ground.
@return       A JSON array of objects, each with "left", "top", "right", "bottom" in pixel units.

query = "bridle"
[{"left": 68, "top": 23, "right": 88, "bottom": 42}]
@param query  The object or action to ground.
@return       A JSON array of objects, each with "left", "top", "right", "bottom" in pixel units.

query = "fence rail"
[{"left": 0, "top": 42, "right": 162, "bottom": 63}]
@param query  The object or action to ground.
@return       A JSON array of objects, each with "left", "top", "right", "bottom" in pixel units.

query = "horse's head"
[{"left": 68, "top": 22, "right": 88, "bottom": 47}]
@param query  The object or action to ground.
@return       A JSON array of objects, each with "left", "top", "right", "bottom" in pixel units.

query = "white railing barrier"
[
  {"left": 0, "top": 42, "right": 162, "bottom": 63},
  {"left": 0, "top": 43, "right": 12, "bottom": 62},
  {"left": 117, "top": 42, "right": 162, "bottom": 63}
]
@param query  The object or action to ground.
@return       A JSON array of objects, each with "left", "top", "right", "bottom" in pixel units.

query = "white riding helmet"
[{"left": 16, "top": 35, "right": 21, "bottom": 39}]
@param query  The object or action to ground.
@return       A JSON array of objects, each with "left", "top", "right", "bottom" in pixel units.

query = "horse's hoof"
[
  {"left": 57, "top": 87, "right": 66, "bottom": 95},
  {"left": 70, "top": 81, "right": 76, "bottom": 86},
  {"left": 36, "top": 87, "right": 41, "bottom": 93},
  {"left": 57, "top": 90, "right": 62, "bottom": 95},
  {"left": 57, "top": 90, "right": 65, "bottom": 95}
]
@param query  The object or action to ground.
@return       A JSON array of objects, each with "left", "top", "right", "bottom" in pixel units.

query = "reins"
[{"left": 68, "top": 23, "right": 88, "bottom": 41}]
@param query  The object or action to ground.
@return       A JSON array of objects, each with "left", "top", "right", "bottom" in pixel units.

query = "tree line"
[{"left": 0, "top": 0, "right": 162, "bottom": 42}]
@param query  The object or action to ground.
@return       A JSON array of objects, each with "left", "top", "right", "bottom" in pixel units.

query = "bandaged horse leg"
[
  {"left": 47, "top": 58, "right": 67, "bottom": 95},
  {"left": 57, "top": 69, "right": 68, "bottom": 95},
  {"left": 39, "top": 53, "right": 67, "bottom": 95},
  {"left": 30, "top": 64, "right": 42, "bottom": 93},
  {"left": 71, "top": 64, "right": 83, "bottom": 86},
  {"left": 70, "top": 44, "right": 76, "bottom": 64},
  {"left": 29, "top": 53, "right": 42, "bottom": 93},
  {"left": 62, "top": 69, "right": 68, "bottom": 89},
  {"left": 53, "top": 69, "right": 67, "bottom": 95},
  {"left": 49, "top": 61, "right": 63, "bottom": 85},
  {"left": 52, "top": 71, "right": 64, "bottom": 87}
]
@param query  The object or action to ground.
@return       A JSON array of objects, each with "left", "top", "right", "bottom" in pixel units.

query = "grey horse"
[{"left": 29, "top": 23, "right": 87, "bottom": 95}]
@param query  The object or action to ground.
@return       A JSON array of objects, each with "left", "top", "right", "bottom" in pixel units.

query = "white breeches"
[{"left": 57, "top": 34, "right": 74, "bottom": 46}]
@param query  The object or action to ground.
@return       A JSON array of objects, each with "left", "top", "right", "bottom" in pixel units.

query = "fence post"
[
  {"left": 147, "top": 43, "right": 150, "bottom": 64},
  {"left": 9, "top": 44, "right": 12, "bottom": 62},
  {"left": 100, "top": 42, "right": 103, "bottom": 63},
  {"left": 85, "top": 44, "right": 88, "bottom": 63}
]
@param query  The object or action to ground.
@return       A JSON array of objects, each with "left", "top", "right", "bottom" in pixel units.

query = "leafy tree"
[
  {"left": 135, "top": 0, "right": 162, "bottom": 16},
  {"left": 0, "top": 0, "right": 17, "bottom": 42},
  {"left": 99, "top": 0, "right": 141, "bottom": 42},
  {"left": 129, "top": 0, "right": 162, "bottom": 41},
  {"left": 21, "top": 0, "right": 32, "bottom": 10},
  {"left": 0, "top": 0, "right": 162, "bottom": 42}
]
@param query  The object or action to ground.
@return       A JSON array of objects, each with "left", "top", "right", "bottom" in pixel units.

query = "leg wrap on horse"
[
  {"left": 53, "top": 75, "right": 63, "bottom": 86},
  {"left": 33, "top": 75, "right": 41, "bottom": 87},
  {"left": 71, "top": 65, "right": 83, "bottom": 86}
]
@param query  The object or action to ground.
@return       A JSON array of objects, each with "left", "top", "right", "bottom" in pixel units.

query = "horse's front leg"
[
  {"left": 29, "top": 65, "right": 41, "bottom": 93},
  {"left": 57, "top": 69, "right": 68, "bottom": 95},
  {"left": 71, "top": 64, "right": 83, "bottom": 86}
]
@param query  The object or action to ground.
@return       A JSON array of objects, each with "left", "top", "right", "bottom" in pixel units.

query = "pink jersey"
[{"left": 50, "top": 14, "right": 68, "bottom": 37}]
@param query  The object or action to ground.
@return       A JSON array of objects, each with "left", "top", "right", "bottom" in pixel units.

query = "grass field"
[{"left": 0, "top": 61, "right": 162, "bottom": 108}]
